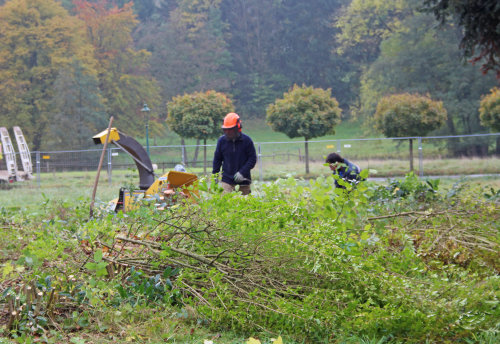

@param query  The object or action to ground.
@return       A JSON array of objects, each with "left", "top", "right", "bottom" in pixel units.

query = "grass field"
[
  {"left": 1, "top": 168, "right": 499, "bottom": 210},
  {"left": 146, "top": 118, "right": 373, "bottom": 147}
]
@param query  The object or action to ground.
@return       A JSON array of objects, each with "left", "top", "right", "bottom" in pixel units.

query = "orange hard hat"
[{"left": 221, "top": 112, "right": 241, "bottom": 130}]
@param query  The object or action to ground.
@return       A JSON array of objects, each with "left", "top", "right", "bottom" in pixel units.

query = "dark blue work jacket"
[
  {"left": 212, "top": 133, "right": 257, "bottom": 185},
  {"left": 334, "top": 159, "right": 361, "bottom": 188}
]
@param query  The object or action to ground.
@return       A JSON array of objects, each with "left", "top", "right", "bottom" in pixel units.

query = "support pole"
[
  {"left": 36, "top": 151, "right": 40, "bottom": 188},
  {"left": 409, "top": 138, "right": 414, "bottom": 172},
  {"left": 107, "top": 147, "right": 112, "bottom": 185},
  {"left": 418, "top": 137, "right": 423, "bottom": 177},
  {"left": 90, "top": 116, "right": 114, "bottom": 218},
  {"left": 258, "top": 143, "right": 263, "bottom": 182},
  {"left": 203, "top": 139, "right": 207, "bottom": 175}
]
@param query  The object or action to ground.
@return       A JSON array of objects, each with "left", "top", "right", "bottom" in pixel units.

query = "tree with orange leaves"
[
  {"left": 0, "top": 0, "right": 98, "bottom": 150},
  {"left": 74, "top": 0, "right": 161, "bottom": 135}
]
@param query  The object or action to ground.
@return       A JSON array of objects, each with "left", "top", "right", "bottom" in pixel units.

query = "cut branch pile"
[
  {"left": 92, "top": 210, "right": 326, "bottom": 330},
  {"left": 369, "top": 209, "right": 500, "bottom": 270}
]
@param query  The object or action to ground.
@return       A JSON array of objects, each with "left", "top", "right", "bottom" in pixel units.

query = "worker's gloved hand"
[{"left": 233, "top": 171, "right": 246, "bottom": 183}]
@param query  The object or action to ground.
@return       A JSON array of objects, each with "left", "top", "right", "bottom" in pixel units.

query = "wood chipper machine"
[{"left": 93, "top": 128, "right": 198, "bottom": 212}]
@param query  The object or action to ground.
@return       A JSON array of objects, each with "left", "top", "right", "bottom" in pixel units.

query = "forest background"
[{"left": 0, "top": 0, "right": 498, "bottom": 154}]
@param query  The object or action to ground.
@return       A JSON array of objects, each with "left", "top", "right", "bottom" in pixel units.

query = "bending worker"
[
  {"left": 212, "top": 113, "right": 257, "bottom": 195},
  {"left": 325, "top": 152, "right": 362, "bottom": 188}
]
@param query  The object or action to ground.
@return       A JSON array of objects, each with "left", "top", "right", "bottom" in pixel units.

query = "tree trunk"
[
  {"left": 181, "top": 138, "right": 188, "bottom": 167},
  {"left": 203, "top": 139, "right": 207, "bottom": 175},
  {"left": 305, "top": 138, "right": 309, "bottom": 174},
  {"left": 192, "top": 139, "right": 200, "bottom": 168},
  {"left": 409, "top": 138, "right": 414, "bottom": 172}
]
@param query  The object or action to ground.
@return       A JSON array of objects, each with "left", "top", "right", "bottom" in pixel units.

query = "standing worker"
[
  {"left": 212, "top": 113, "right": 257, "bottom": 195},
  {"left": 325, "top": 152, "right": 362, "bottom": 188}
]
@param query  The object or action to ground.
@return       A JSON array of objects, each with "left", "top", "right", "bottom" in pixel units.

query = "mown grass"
[
  {"left": 1, "top": 168, "right": 499, "bottom": 210},
  {"left": 145, "top": 118, "right": 372, "bottom": 148}
]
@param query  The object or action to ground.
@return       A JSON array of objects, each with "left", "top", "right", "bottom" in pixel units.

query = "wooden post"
[{"left": 90, "top": 116, "right": 114, "bottom": 218}]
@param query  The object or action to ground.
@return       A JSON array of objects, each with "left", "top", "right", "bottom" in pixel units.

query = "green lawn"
[
  {"left": 140, "top": 118, "right": 372, "bottom": 147},
  {"left": 1, "top": 169, "right": 499, "bottom": 210}
]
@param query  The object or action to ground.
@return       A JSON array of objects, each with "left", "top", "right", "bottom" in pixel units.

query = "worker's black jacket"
[
  {"left": 212, "top": 133, "right": 257, "bottom": 185},
  {"left": 333, "top": 159, "right": 362, "bottom": 188}
]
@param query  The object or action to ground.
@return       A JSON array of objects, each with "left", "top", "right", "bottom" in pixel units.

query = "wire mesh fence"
[{"left": 2, "top": 133, "right": 498, "bottom": 188}]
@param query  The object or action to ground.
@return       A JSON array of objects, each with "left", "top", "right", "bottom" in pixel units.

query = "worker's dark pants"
[{"left": 221, "top": 181, "right": 251, "bottom": 195}]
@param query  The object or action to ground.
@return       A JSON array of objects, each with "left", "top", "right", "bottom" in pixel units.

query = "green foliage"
[
  {"left": 370, "top": 172, "right": 440, "bottom": 202},
  {"left": 483, "top": 187, "right": 500, "bottom": 201},
  {"left": 174, "top": 176, "right": 498, "bottom": 342},
  {"left": 85, "top": 249, "right": 108, "bottom": 277},
  {"left": 1, "top": 174, "right": 499, "bottom": 342},
  {"left": 358, "top": 13, "right": 497, "bottom": 139},
  {"left": 266, "top": 84, "right": 342, "bottom": 140},
  {"left": 272, "top": 0, "right": 352, "bottom": 109},
  {"left": 423, "top": 0, "right": 500, "bottom": 77},
  {"left": 137, "top": 0, "right": 233, "bottom": 103},
  {"left": 113, "top": 266, "right": 181, "bottom": 307},
  {"left": 2, "top": 274, "right": 87, "bottom": 337},
  {"left": 48, "top": 58, "right": 107, "bottom": 149},
  {"left": 166, "top": 90, "right": 234, "bottom": 141},
  {"left": 335, "top": 0, "right": 413, "bottom": 62},
  {"left": 479, "top": 87, "right": 500, "bottom": 131},
  {"left": 374, "top": 93, "right": 447, "bottom": 137},
  {"left": 266, "top": 84, "right": 342, "bottom": 173},
  {"left": 220, "top": 0, "right": 356, "bottom": 118}
]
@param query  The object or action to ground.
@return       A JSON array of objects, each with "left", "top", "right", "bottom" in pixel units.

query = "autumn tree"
[
  {"left": 166, "top": 91, "right": 234, "bottom": 173},
  {"left": 479, "top": 87, "right": 500, "bottom": 154},
  {"left": 266, "top": 85, "right": 342, "bottom": 174},
  {"left": 74, "top": 0, "right": 161, "bottom": 136},
  {"left": 0, "top": 0, "right": 97, "bottom": 150},
  {"left": 374, "top": 93, "right": 447, "bottom": 171}
]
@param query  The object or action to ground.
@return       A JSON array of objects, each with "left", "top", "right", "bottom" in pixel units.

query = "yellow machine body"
[
  {"left": 145, "top": 170, "right": 198, "bottom": 196},
  {"left": 112, "top": 171, "right": 198, "bottom": 212}
]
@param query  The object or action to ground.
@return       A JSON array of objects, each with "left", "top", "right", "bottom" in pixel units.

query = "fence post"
[
  {"left": 258, "top": 143, "right": 263, "bottom": 182},
  {"left": 36, "top": 151, "right": 41, "bottom": 188},
  {"left": 418, "top": 137, "right": 423, "bottom": 177},
  {"left": 337, "top": 140, "right": 341, "bottom": 154},
  {"left": 107, "top": 148, "right": 112, "bottom": 185}
]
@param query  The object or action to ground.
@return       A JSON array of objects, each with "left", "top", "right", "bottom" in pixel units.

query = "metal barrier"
[{"left": 22, "top": 133, "right": 500, "bottom": 187}]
